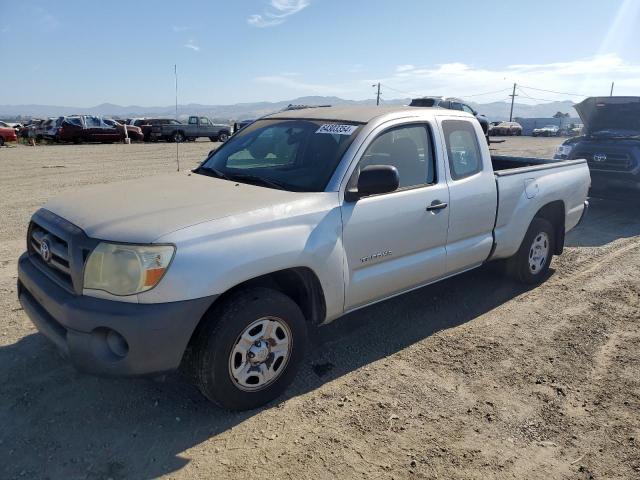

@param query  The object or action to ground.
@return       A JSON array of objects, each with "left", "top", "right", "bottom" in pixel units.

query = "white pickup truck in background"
[{"left": 18, "top": 106, "right": 590, "bottom": 410}]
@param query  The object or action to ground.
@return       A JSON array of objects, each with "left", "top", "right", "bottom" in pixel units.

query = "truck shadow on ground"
[
  {"left": 1, "top": 266, "right": 539, "bottom": 480},
  {"left": 2, "top": 195, "right": 638, "bottom": 479}
]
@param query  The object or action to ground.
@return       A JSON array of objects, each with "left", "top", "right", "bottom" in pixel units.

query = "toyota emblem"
[
  {"left": 40, "top": 239, "right": 52, "bottom": 263},
  {"left": 593, "top": 153, "right": 607, "bottom": 162}
]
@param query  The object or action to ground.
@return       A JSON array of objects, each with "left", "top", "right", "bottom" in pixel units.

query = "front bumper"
[{"left": 18, "top": 252, "right": 216, "bottom": 377}]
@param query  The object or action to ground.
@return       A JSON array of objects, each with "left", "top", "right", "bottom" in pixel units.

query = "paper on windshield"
[{"left": 315, "top": 124, "right": 358, "bottom": 135}]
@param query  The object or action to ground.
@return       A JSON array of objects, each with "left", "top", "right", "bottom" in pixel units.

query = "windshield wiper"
[
  {"left": 225, "top": 173, "right": 290, "bottom": 191},
  {"left": 193, "top": 166, "right": 231, "bottom": 180}
]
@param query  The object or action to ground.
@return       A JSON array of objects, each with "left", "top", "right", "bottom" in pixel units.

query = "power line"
[
  {"left": 380, "top": 84, "right": 422, "bottom": 98},
  {"left": 460, "top": 87, "right": 512, "bottom": 98},
  {"left": 517, "top": 84, "right": 588, "bottom": 98},
  {"left": 517, "top": 86, "right": 567, "bottom": 103}
]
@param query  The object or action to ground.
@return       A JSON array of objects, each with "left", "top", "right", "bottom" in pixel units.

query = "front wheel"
[
  {"left": 506, "top": 218, "right": 555, "bottom": 284},
  {"left": 193, "top": 287, "right": 308, "bottom": 410}
]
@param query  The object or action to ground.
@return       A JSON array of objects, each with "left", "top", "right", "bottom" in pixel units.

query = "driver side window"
[{"left": 357, "top": 124, "right": 435, "bottom": 189}]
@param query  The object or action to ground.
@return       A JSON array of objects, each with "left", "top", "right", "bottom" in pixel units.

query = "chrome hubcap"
[
  {"left": 528, "top": 231, "right": 550, "bottom": 274},
  {"left": 228, "top": 317, "right": 292, "bottom": 391}
]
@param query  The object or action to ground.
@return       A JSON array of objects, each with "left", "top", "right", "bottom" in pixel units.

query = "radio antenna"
[{"left": 174, "top": 64, "right": 180, "bottom": 171}]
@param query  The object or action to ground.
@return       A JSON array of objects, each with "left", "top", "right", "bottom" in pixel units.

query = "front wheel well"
[
  {"left": 184, "top": 268, "right": 326, "bottom": 366},
  {"left": 534, "top": 200, "right": 565, "bottom": 255}
]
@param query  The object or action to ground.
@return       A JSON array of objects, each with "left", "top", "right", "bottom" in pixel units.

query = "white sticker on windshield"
[{"left": 316, "top": 124, "right": 358, "bottom": 135}]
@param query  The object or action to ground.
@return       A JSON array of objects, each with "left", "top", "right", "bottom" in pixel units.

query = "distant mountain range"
[{"left": 0, "top": 96, "right": 578, "bottom": 122}]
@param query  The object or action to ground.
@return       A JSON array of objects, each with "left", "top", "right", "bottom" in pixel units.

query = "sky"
[{"left": 1, "top": 0, "right": 639, "bottom": 107}]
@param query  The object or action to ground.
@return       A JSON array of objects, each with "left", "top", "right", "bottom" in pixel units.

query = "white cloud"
[
  {"left": 396, "top": 64, "right": 415, "bottom": 73},
  {"left": 374, "top": 54, "right": 640, "bottom": 102},
  {"left": 184, "top": 40, "right": 200, "bottom": 52},
  {"left": 251, "top": 55, "right": 640, "bottom": 104},
  {"left": 248, "top": 0, "right": 310, "bottom": 28},
  {"left": 254, "top": 75, "right": 344, "bottom": 95}
]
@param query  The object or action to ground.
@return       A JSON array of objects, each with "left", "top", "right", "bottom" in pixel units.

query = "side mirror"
[{"left": 345, "top": 165, "right": 399, "bottom": 202}]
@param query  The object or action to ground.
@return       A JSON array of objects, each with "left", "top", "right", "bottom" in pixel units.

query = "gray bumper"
[
  {"left": 18, "top": 252, "right": 216, "bottom": 377},
  {"left": 577, "top": 200, "right": 589, "bottom": 227}
]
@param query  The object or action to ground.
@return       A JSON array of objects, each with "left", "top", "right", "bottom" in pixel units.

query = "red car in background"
[
  {"left": 56, "top": 115, "right": 142, "bottom": 143},
  {"left": 0, "top": 125, "right": 18, "bottom": 146}
]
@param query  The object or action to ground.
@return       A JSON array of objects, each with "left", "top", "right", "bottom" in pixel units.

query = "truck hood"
[
  {"left": 575, "top": 96, "right": 640, "bottom": 135},
  {"left": 43, "top": 172, "right": 306, "bottom": 243}
]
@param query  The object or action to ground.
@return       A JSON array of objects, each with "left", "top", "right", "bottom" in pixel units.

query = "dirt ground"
[{"left": 0, "top": 137, "right": 638, "bottom": 480}]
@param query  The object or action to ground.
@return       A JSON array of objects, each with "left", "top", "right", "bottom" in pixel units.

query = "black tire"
[
  {"left": 171, "top": 131, "right": 185, "bottom": 143},
  {"left": 0, "top": 136, "right": 4, "bottom": 147},
  {"left": 218, "top": 131, "right": 229, "bottom": 142},
  {"left": 506, "top": 218, "right": 555, "bottom": 284},
  {"left": 193, "top": 287, "right": 308, "bottom": 410}
]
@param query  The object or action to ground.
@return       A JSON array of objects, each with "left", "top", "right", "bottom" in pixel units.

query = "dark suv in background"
[
  {"left": 410, "top": 96, "right": 490, "bottom": 141},
  {"left": 555, "top": 97, "right": 640, "bottom": 193}
]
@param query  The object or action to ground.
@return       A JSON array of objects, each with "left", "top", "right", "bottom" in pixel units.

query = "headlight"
[
  {"left": 84, "top": 243, "right": 175, "bottom": 296},
  {"left": 556, "top": 144, "right": 574, "bottom": 157}
]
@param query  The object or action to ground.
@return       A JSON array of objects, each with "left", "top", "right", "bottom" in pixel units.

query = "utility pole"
[
  {"left": 610, "top": 82, "right": 615, "bottom": 96},
  {"left": 372, "top": 82, "right": 381, "bottom": 106},
  {"left": 509, "top": 83, "right": 517, "bottom": 122},
  {"left": 174, "top": 64, "right": 180, "bottom": 172}
]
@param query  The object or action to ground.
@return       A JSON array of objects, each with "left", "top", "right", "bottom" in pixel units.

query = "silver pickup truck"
[
  {"left": 17, "top": 106, "right": 590, "bottom": 410},
  {"left": 152, "top": 115, "right": 231, "bottom": 143}
]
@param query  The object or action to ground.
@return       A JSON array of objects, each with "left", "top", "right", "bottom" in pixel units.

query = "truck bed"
[
  {"left": 491, "top": 155, "right": 585, "bottom": 174},
  {"left": 490, "top": 155, "right": 590, "bottom": 261}
]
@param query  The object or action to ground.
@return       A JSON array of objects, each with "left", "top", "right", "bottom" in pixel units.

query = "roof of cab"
[{"left": 265, "top": 105, "right": 426, "bottom": 124}]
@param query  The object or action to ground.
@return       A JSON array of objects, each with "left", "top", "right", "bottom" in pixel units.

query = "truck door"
[
  {"left": 341, "top": 122, "right": 450, "bottom": 310},
  {"left": 438, "top": 118, "right": 497, "bottom": 274},
  {"left": 199, "top": 117, "right": 211, "bottom": 137}
]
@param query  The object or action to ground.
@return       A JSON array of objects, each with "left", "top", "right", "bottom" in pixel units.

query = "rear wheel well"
[{"left": 534, "top": 201, "right": 565, "bottom": 254}]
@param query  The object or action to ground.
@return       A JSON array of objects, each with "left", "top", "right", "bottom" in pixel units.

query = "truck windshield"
[{"left": 197, "top": 119, "right": 362, "bottom": 192}]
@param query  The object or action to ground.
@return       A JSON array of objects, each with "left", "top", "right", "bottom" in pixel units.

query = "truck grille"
[
  {"left": 28, "top": 221, "right": 74, "bottom": 290},
  {"left": 26, "top": 210, "right": 98, "bottom": 295},
  {"left": 577, "top": 151, "right": 634, "bottom": 172}
]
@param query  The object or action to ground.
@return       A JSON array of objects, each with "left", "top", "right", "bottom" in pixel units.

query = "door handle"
[{"left": 426, "top": 200, "right": 448, "bottom": 212}]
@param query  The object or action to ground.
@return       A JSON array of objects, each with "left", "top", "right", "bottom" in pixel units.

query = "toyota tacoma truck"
[
  {"left": 554, "top": 96, "right": 640, "bottom": 192},
  {"left": 17, "top": 106, "right": 590, "bottom": 410},
  {"left": 152, "top": 115, "right": 231, "bottom": 143}
]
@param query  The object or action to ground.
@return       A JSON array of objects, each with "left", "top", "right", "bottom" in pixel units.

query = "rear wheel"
[
  {"left": 0, "top": 136, "right": 4, "bottom": 147},
  {"left": 171, "top": 131, "right": 185, "bottom": 143},
  {"left": 506, "top": 218, "right": 555, "bottom": 284},
  {"left": 218, "top": 131, "right": 229, "bottom": 142},
  {"left": 193, "top": 287, "right": 308, "bottom": 410}
]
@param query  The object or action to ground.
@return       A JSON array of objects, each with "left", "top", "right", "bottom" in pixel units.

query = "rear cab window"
[{"left": 442, "top": 120, "right": 483, "bottom": 180}]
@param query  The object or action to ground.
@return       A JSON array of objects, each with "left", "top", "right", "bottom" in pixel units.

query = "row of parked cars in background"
[
  {"left": 488, "top": 121, "right": 584, "bottom": 137},
  {"left": 1, "top": 115, "right": 232, "bottom": 145}
]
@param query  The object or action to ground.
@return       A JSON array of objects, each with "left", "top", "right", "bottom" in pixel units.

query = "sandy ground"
[{"left": 0, "top": 137, "right": 639, "bottom": 480}]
